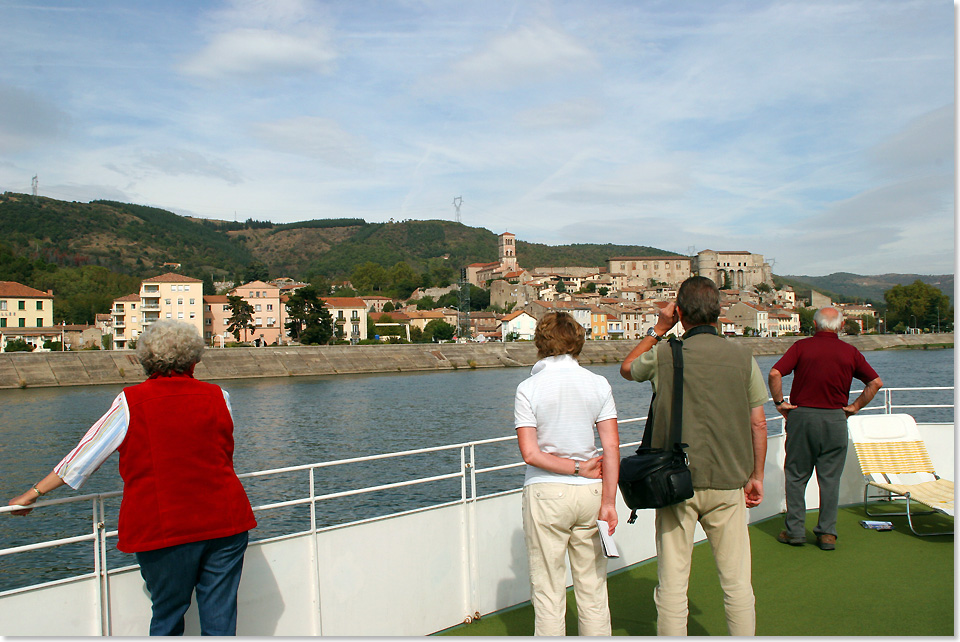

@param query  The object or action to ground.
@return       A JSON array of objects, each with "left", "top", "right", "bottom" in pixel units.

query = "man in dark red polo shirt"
[{"left": 768, "top": 307, "right": 883, "bottom": 550}]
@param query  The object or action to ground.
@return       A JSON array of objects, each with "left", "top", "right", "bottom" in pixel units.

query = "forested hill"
[
  {"left": 780, "top": 273, "right": 954, "bottom": 304},
  {"left": 0, "top": 192, "right": 672, "bottom": 283}
]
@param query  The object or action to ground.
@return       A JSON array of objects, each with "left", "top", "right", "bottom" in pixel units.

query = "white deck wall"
[{"left": 0, "top": 423, "right": 953, "bottom": 636}]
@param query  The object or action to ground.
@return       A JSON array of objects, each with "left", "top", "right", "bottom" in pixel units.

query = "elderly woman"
[
  {"left": 8, "top": 320, "right": 256, "bottom": 636},
  {"left": 514, "top": 311, "right": 620, "bottom": 636}
]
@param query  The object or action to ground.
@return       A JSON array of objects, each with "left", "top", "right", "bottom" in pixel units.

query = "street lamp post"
[{"left": 910, "top": 314, "right": 917, "bottom": 334}]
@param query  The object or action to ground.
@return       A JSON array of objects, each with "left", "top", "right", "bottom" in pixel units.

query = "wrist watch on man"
[{"left": 646, "top": 327, "right": 667, "bottom": 342}]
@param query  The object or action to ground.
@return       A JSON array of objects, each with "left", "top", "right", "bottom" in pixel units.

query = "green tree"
[
  {"left": 284, "top": 286, "right": 334, "bottom": 345},
  {"left": 388, "top": 261, "right": 420, "bottom": 299},
  {"left": 383, "top": 301, "right": 395, "bottom": 312},
  {"left": 584, "top": 282, "right": 596, "bottom": 293},
  {"left": 243, "top": 260, "right": 269, "bottom": 283},
  {"left": 351, "top": 262, "right": 388, "bottom": 293},
  {"left": 468, "top": 285, "right": 490, "bottom": 311},
  {"left": 202, "top": 273, "right": 216, "bottom": 296},
  {"left": 884, "top": 280, "right": 953, "bottom": 332},
  {"left": 798, "top": 307, "right": 815, "bottom": 334},
  {"left": 598, "top": 286, "right": 609, "bottom": 297},
  {"left": 226, "top": 295, "right": 255, "bottom": 342},
  {"left": 843, "top": 319, "right": 861, "bottom": 335},
  {"left": 422, "top": 319, "right": 456, "bottom": 342},
  {"left": 416, "top": 296, "right": 436, "bottom": 310},
  {"left": 555, "top": 279, "right": 567, "bottom": 293}
]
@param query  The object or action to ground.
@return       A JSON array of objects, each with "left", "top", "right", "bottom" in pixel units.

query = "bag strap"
[{"left": 637, "top": 336, "right": 684, "bottom": 450}]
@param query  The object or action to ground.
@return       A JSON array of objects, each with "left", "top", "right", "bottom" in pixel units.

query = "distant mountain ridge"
[
  {"left": 779, "top": 272, "right": 954, "bottom": 304},
  {"left": 0, "top": 192, "right": 673, "bottom": 280}
]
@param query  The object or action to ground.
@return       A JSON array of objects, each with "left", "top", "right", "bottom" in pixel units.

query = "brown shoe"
[
  {"left": 816, "top": 534, "right": 836, "bottom": 550},
  {"left": 777, "top": 530, "right": 805, "bottom": 546}
]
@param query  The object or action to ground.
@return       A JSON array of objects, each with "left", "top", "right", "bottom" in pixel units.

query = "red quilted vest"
[{"left": 116, "top": 373, "right": 257, "bottom": 553}]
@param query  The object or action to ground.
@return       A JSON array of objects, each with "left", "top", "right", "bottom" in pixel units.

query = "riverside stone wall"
[{"left": 0, "top": 333, "right": 951, "bottom": 390}]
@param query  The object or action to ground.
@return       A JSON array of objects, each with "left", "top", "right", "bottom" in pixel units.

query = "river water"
[{"left": 0, "top": 347, "right": 953, "bottom": 592}]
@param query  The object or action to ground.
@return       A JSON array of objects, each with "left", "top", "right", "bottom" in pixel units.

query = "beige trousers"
[
  {"left": 522, "top": 483, "right": 611, "bottom": 636},
  {"left": 654, "top": 488, "right": 755, "bottom": 636}
]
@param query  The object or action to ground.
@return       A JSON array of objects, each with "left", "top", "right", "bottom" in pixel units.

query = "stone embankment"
[{"left": 0, "top": 333, "right": 951, "bottom": 390}]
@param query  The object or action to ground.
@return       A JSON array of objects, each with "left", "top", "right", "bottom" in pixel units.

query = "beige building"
[
  {"left": 0, "top": 281, "right": 54, "bottom": 331},
  {"left": 140, "top": 273, "right": 204, "bottom": 337},
  {"left": 323, "top": 297, "right": 369, "bottom": 343},
  {"left": 694, "top": 250, "right": 773, "bottom": 290},
  {"left": 607, "top": 256, "right": 692, "bottom": 287},
  {"left": 726, "top": 302, "right": 771, "bottom": 337},
  {"left": 110, "top": 293, "right": 141, "bottom": 349}
]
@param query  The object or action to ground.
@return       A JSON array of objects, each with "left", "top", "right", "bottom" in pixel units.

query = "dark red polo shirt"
[{"left": 772, "top": 331, "right": 880, "bottom": 409}]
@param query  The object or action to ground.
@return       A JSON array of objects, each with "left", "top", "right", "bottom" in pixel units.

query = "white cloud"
[
  {"left": 180, "top": 27, "right": 337, "bottom": 79},
  {"left": 0, "top": 85, "right": 69, "bottom": 152},
  {"left": 443, "top": 24, "right": 598, "bottom": 91},
  {"left": 137, "top": 149, "right": 243, "bottom": 184}
]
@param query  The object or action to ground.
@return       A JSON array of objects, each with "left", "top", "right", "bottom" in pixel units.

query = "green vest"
[{"left": 650, "top": 331, "right": 754, "bottom": 489}]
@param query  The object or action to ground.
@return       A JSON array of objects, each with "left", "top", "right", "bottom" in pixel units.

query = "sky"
[{"left": 1, "top": 0, "right": 955, "bottom": 277}]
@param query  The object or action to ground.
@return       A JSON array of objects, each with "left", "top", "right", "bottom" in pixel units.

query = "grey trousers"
[{"left": 783, "top": 407, "right": 849, "bottom": 538}]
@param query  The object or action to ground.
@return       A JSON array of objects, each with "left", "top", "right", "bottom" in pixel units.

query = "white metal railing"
[{"left": 0, "top": 385, "right": 953, "bottom": 629}]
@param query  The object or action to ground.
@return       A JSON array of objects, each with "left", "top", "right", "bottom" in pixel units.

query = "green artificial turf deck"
[{"left": 438, "top": 505, "right": 954, "bottom": 636}]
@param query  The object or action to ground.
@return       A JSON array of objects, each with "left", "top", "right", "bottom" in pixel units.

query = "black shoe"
[{"left": 777, "top": 530, "right": 805, "bottom": 546}]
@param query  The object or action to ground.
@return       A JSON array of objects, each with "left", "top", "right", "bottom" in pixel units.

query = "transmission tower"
[
  {"left": 31, "top": 175, "right": 38, "bottom": 203},
  {"left": 452, "top": 196, "right": 463, "bottom": 223},
  {"left": 458, "top": 267, "right": 471, "bottom": 340}
]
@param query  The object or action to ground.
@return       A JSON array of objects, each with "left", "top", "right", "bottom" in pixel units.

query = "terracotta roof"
[
  {"left": 142, "top": 272, "right": 202, "bottom": 283},
  {"left": 0, "top": 281, "right": 53, "bottom": 298},
  {"left": 322, "top": 297, "right": 367, "bottom": 308},
  {"left": 114, "top": 293, "right": 140, "bottom": 302},
  {"left": 404, "top": 310, "right": 445, "bottom": 319},
  {"left": 204, "top": 295, "right": 230, "bottom": 303},
  {"left": 234, "top": 280, "right": 278, "bottom": 290}
]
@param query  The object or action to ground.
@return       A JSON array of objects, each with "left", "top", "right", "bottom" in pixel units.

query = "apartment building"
[
  {"left": 140, "top": 273, "right": 204, "bottom": 337},
  {"left": 203, "top": 295, "right": 232, "bottom": 346},
  {"left": 726, "top": 301, "right": 771, "bottom": 337},
  {"left": 110, "top": 293, "right": 141, "bottom": 349},
  {"left": 229, "top": 281, "right": 285, "bottom": 345},
  {"left": 501, "top": 310, "right": 537, "bottom": 341},
  {"left": 0, "top": 282, "right": 54, "bottom": 330},
  {"left": 323, "top": 297, "right": 368, "bottom": 343}
]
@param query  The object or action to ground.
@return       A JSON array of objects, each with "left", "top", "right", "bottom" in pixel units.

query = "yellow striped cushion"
[{"left": 853, "top": 441, "right": 936, "bottom": 475}]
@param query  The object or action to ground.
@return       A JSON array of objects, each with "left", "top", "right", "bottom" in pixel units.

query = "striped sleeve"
[{"left": 54, "top": 392, "right": 130, "bottom": 489}]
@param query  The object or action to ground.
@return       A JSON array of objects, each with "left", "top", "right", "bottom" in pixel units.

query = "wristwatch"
[
  {"left": 774, "top": 399, "right": 785, "bottom": 406},
  {"left": 646, "top": 327, "right": 666, "bottom": 342},
  {"left": 574, "top": 461, "right": 580, "bottom": 476}
]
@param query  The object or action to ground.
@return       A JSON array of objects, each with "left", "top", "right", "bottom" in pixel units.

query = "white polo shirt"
[{"left": 514, "top": 354, "right": 618, "bottom": 486}]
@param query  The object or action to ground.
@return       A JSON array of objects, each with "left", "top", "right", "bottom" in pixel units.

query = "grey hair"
[
  {"left": 136, "top": 320, "right": 205, "bottom": 376},
  {"left": 813, "top": 307, "right": 843, "bottom": 332}
]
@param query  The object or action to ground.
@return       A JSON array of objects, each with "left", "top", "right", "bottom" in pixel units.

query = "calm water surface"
[{"left": 0, "top": 347, "right": 953, "bottom": 591}]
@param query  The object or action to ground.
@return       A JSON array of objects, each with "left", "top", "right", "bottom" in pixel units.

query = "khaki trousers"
[
  {"left": 654, "top": 488, "right": 755, "bottom": 636},
  {"left": 522, "top": 483, "right": 611, "bottom": 636}
]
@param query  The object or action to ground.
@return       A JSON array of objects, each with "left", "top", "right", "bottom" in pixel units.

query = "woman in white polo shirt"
[{"left": 514, "top": 311, "right": 620, "bottom": 636}]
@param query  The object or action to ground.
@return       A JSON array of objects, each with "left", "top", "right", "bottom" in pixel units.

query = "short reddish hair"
[{"left": 534, "top": 311, "right": 585, "bottom": 359}]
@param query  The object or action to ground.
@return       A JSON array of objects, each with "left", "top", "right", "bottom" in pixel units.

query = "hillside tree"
[{"left": 884, "top": 280, "right": 953, "bottom": 332}]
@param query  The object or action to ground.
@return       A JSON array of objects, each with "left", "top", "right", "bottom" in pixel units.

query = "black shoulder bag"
[{"left": 618, "top": 336, "right": 695, "bottom": 524}]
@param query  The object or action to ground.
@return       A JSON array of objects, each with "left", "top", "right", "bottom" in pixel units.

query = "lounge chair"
[{"left": 847, "top": 413, "right": 954, "bottom": 537}]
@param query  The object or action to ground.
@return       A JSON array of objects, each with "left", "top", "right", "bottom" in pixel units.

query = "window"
[
  {"left": 177, "top": 312, "right": 184, "bottom": 319},
  {"left": 352, "top": 324, "right": 360, "bottom": 334},
  {"left": 255, "top": 304, "right": 261, "bottom": 312},
  {"left": 248, "top": 292, "right": 254, "bottom": 297},
  {"left": 36, "top": 301, "right": 43, "bottom": 310},
  {"left": 189, "top": 298, "right": 195, "bottom": 305},
  {"left": 189, "top": 312, "right": 196, "bottom": 319},
  {"left": 224, "top": 319, "right": 229, "bottom": 325},
  {"left": 223, "top": 305, "right": 230, "bottom": 311},
  {"left": 205, "top": 318, "right": 212, "bottom": 325},
  {"left": 267, "top": 304, "right": 273, "bottom": 311},
  {"left": 0, "top": 318, "right": 5, "bottom": 327},
  {"left": 184, "top": 285, "right": 190, "bottom": 291},
  {"left": 177, "top": 298, "right": 183, "bottom": 305},
  {"left": 18, "top": 301, "right": 25, "bottom": 310},
  {"left": 36, "top": 318, "right": 42, "bottom": 327},
  {"left": 18, "top": 318, "right": 25, "bottom": 327},
  {"left": 165, "top": 299, "right": 171, "bottom": 305},
  {"left": 0, "top": 301, "right": 5, "bottom": 311},
  {"left": 267, "top": 317, "right": 275, "bottom": 326},
  {"left": 255, "top": 318, "right": 262, "bottom": 326},
  {"left": 166, "top": 313, "right": 172, "bottom": 319},
  {"left": 132, "top": 303, "right": 136, "bottom": 310}
]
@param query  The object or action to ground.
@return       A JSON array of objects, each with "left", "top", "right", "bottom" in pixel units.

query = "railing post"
[
  {"left": 94, "top": 496, "right": 111, "bottom": 636},
  {"left": 884, "top": 388, "right": 893, "bottom": 414},
  {"left": 466, "top": 444, "right": 480, "bottom": 622},
  {"left": 309, "top": 467, "right": 324, "bottom": 635}
]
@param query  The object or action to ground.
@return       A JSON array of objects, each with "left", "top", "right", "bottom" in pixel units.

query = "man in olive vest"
[{"left": 620, "top": 276, "right": 768, "bottom": 636}]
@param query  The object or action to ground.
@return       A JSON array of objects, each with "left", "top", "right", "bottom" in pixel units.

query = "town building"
[
  {"left": 110, "top": 293, "right": 141, "bottom": 349},
  {"left": 501, "top": 310, "right": 537, "bottom": 341},
  {"left": 323, "top": 297, "right": 368, "bottom": 343},
  {"left": 139, "top": 273, "right": 204, "bottom": 337},
  {"left": 0, "top": 282, "right": 54, "bottom": 330},
  {"left": 607, "top": 256, "right": 692, "bottom": 287},
  {"left": 693, "top": 250, "right": 773, "bottom": 289},
  {"left": 229, "top": 281, "right": 285, "bottom": 345},
  {"left": 726, "top": 302, "right": 771, "bottom": 337}
]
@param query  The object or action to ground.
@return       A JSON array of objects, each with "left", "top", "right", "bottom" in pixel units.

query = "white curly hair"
[{"left": 136, "top": 320, "right": 205, "bottom": 376}]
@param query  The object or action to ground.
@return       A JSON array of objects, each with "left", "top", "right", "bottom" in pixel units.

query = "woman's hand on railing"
[
  {"left": 7, "top": 491, "right": 38, "bottom": 516},
  {"left": 579, "top": 456, "right": 603, "bottom": 479}
]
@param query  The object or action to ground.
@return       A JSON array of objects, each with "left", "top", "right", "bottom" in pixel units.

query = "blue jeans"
[{"left": 135, "top": 531, "right": 249, "bottom": 636}]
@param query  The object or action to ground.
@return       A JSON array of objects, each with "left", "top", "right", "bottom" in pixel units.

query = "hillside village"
[{"left": 0, "top": 231, "right": 883, "bottom": 352}]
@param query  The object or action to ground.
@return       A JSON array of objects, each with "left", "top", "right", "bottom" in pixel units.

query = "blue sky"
[{"left": 1, "top": 0, "right": 954, "bottom": 276}]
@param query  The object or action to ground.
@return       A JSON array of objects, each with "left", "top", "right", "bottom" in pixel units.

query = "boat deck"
[{"left": 438, "top": 504, "right": 955, "bottom": 636}]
